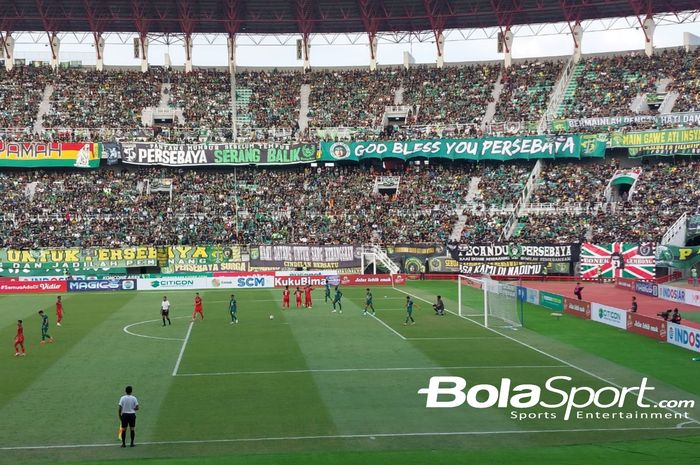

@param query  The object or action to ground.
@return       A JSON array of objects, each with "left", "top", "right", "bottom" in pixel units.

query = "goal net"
[{"left": 458, "top": 275, "right": 522, "bottom": 329}]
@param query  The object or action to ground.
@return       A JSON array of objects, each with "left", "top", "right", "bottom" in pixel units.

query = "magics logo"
[{"left": 417, "top": 376, "right": 694, "bottom": 421}]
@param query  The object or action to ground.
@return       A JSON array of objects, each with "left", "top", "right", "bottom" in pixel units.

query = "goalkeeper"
[{"left": 433, "top": 296, "right": 445, "bottom": 316}]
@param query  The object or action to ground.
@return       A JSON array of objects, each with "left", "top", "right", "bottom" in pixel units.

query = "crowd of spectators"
[
  {"left": 0, "top": 66, "right": 52, "bottom": 129},
  {"left": 402, "top": 65, "right": 500, "bottom": 125},
  {"left": 460, "top": 212, "right": 510, "bottom": 243},
  {"left": 494, "top": 60, "right": 563, "bottom": 123},
  {"left": 43, "top": 69, "right": 162, "bottom": 129},
  {"left": 530, "top": 160, "right": 618, "bottom": 205},
  {"left": 237, "top": 70, "right": 304, "bottom": 130},
  {"left": 473, "top": 163, "right": 532, "bottom": 207},
  {"left": 307, "top": 68, "right": 399, "bottom": 128},
  {"left": 518, "top": 213, "right": 591, "bottom": 243},
  {"left": 168, "top": 69, "right": 231, "bottom": 129},
  {"left": 667, "top": 48, "right": 700, "bottom": 113}
]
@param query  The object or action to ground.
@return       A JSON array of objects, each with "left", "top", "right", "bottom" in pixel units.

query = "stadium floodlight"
[{"left": 458, "top": 275, "right": 522, "bottom": 329}]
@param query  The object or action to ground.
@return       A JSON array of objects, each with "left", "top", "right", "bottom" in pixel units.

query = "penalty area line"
[
  {"left": 172, "top": 321, "right": 194, "bottom": 377},
  {"left": 369, "top": 313, "right": 406, "bottom": 340},
  {"left": 176, "top": 364, "right": 568, "bottom": 377},
  {"left": 3, "top": 426, "right": 700, "bottom": 451}
]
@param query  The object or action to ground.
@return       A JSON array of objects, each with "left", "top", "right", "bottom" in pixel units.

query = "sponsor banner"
[
  {"left": 68, "top": 279, "right": 137, "bottom": 292},
  {"left": 386, "top": 244, "right": 447, "bottom": 273},
  {"left": 0, "top": 246, "right": 157, "bottom": 275},
  {"left": 518, "top": 286, "right": 539, "bottom": 305},
  {"left": 580, "top": 243, "right": 656, "bottom": 280},
  {"left": 427, "top": 257, "right": 460, "bottom": 273},
  {"left": 615, "top": 278, "right": 635, "bottom": 291},
  {"left": 167, "top": 246, "right": 245, "bottom": 273},
  {"left": 627, "top": 313, "right": 667, "bottom": 341},
  {"left": 658, "top": 285, "right": 687, "bottom": 304},
  {"left": 539, "top": 291, "right": 564, "bottom": 311},
  {"left": 656, "top": 244, "right": 700, "bottom": 270},
  {"left": 591, "top": 303, "right": 628, "bottom": 330},
  {"left": 209, "top": 276, "right": 274, "bottom": 289},
  {"left": 272, "top": 274, "right": 405, "bottom": 288},
  {"left": 0, "top": 142, "right": 100, "bottom": 168},
  {"left": 634, "top": 280, "right": 658, "bottom": 297},
  {"left": 274, "top": 275, "right": 331, "bottom": 288},
  {"left": 667, "top": 322, "right": 700, "bottom": 353},
  {"left": 250, "top": 245, "right": 361, "bottom": 272},
  {"left": 137, "top": 277, "right": 210, "bottom": 291},
  {"left": 563, "top": 297, "right": 591, "bottom": 319},
  {"left": 213, "top": 271, "right": 275, "bottom": 278},
  {"left": 0, "top": 281, "right": 67, "bottom": 294},
  {"left": 609, "top": 128, "right": 700, "bottom": 148},
  {"left": 121, "top": 142, "right": 318, "bottom": 166},
  {"left": 452, "top": 244, "right": 579, "bottom": 276},
  {"left": 551, "top": 111, "right": 700, "bottom": 131},
  {"left": 321, "top": 135, "right": 604, "bottom": 162}
]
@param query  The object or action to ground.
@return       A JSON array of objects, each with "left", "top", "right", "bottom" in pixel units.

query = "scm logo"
[{"left": 417, "top": 376, "right": 655, "bottom": 420}]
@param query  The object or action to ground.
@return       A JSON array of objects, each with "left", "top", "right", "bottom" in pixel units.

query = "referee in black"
[{"left": 118, "top": 385, "right": 139, "bottom": 448}]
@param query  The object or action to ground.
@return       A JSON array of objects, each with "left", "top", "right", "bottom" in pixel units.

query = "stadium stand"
[{"left": 494, "top": 60, "right": 564, "bottom": 123}]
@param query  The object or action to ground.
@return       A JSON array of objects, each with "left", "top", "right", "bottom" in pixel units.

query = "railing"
[
  {"left": 500, "top": 159, "right": 543, "bottom": 240},
  {"left": 538, "top": 55, "right": 577, "bottom": 134},
  {"left": 522, "top": 202, "right": 606, "bottom": 215},
  {"left": 661, "top": 212, "right": 688, "bottom": 246}
]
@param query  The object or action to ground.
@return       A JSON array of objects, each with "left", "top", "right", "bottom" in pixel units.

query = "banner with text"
[
  {"left": 167, "top": 245, "right": 245, "bottom": 273},
  {"left": 656, "top": 244, "right": 700, "bottom": 270},
  {"left": 580, "top": 243, "right": 656, "bottom": 280},
  {"left": 0, "top": 142, "right": 100, "bottom": 168},
  {"left": 667, "top": 322, "right": 700, "bottom": 353},
  {"left": 551, "top": 111, "right": 700, "bottom": 132},
  {"left": 451, "top": 244, "right": 579, "bottom": 276},
  {"left": 249, "top": 245, "right": 362, "bottom": 273},
  {"left": 121, "top": 142, "right": 318, "bottom": 166},
  {"left": 321, "top": 135, "right": 604, "bottom": 162},
  {"left": 0, "top": 246, "right": 157, "bottom": 276},
  {"left": 386, "top": 244, "right": 447, "bottom": 273},
  {"left": 608, "top": 128, "right": 700, "bottom": 157}
]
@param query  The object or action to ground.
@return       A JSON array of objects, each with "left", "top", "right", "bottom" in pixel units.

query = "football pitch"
[{"left": 1, "top": 280, "right": 700, "bottom": 465}]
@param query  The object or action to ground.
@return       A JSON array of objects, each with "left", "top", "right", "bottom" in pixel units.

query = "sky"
[{"left": 9, "top": 16, "right": 700, "bottom": 68}]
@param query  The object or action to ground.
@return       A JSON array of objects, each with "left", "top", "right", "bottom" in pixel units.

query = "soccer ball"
[{"left": 269, "top": 315, "right": 274, "bottom": 320}]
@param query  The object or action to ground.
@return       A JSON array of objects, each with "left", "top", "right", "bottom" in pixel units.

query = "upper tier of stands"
[{"left": 2, "top": 47, "right": 698, "bottom": 140}]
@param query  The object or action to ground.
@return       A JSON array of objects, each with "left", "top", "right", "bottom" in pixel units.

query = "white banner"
[
  {"left": 667, "top": 322, "right": 700, "bottom": 353},
  {"left": 137, "top": 277, "right": 210, "bottom": 291},
  {"left": 209, "top": 276, "right": 273, "bottom": 289},
  {"left": 591, "top": 302, "right": 628, "bottom": 329},
  {"left": 658, "top": 285, "right": 700, "bottom": 308}
]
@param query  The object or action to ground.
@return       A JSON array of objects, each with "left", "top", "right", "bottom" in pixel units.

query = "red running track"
[{"left": 523, "top": 281, "right": 700, "bottom": 329}]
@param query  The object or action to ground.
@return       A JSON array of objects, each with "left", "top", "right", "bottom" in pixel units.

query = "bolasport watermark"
[{"left": 418, "top": 376, "right": 696, "bottom": 422}]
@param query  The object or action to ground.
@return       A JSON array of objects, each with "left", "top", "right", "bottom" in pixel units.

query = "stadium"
[{"left": 0, "top": 1, "right": 700, "bottom": 464}]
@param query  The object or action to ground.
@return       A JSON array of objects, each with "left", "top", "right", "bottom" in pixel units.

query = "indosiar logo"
[{"left": 417, "top": 376, "right": 670, "bottom": 421}]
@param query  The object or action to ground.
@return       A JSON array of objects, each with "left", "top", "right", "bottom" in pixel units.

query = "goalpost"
[{"left": 457, "top": 275, "right": 522, "bottom": 329}]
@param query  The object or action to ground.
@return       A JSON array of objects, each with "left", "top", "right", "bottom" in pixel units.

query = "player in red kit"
[
  {"left": 304, "top": 285, "right": 313, "bottom": 308},
  {"left": 192, "top": 292, "right": 204, "bottom": 321},
  {"left": 294, "top": 287, "right": 303, "bottom": 308},
  {"left": 56, "top": 296, "right": 63, "bottom": 326},
  {"left": 14, "top": 320, "right": 25, "bottom": 356},
  {"left": 282, "top": 286, "right": 290, "bottom": 309}
]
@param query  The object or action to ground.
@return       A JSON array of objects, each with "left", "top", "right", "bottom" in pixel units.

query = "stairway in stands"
[
  {"left": 555, "top": 62, "right": 584, "bottom": 117},
  {"left": 235, "top": 88, "right": 253, "bottom": 127}
]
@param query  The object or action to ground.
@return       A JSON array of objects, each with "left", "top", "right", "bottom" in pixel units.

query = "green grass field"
[{"left": 1, "top": 280, "right": 700, "bottom": 465}]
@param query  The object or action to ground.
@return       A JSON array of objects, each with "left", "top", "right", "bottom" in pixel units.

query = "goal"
[{"left": 457, "top": 275, "right": 522, "bottom": 329}]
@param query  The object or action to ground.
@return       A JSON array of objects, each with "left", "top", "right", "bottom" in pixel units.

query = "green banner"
[
  {"left": 0, "top": 142, "right": 101, "bottom": 168},
  {"left": 539, "top": 291, "right": 564, "bottom": 311},
  {"left": 0, "top": 246, "right": 157, "bottom": 275},
  {"left": 656, "top": 245, "right": 700, "bottom": 269},
  {"left": 321, "top": 134, "right": 605, "bottom": 162},
  {"left": 551, "top": 111, "right": 700, "bottom": 132},
  {"left": 609, "top": 128, "right": 700, "bottom": 148},
  {"left": 166, "top": 246, "right": 246, "bottom": 273}
]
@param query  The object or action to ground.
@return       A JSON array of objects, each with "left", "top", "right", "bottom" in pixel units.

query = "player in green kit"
[
  {"left": 331, "top": 286, "right": 343, "bottom": 313},
  {"left": 363, "top": 288, "right": 375, "bottom": 316},
  {"left": 324, "top": 279, "right": 331, "bottom": 303},
  {"left": 403, "top": 296, "right": 416, "bottom": 325},
  {"left": 38, "top": 310, "right": 54, "bottom": 344},
  {"left": 229, "top": 294, "right": 238, "bottom": 324}
]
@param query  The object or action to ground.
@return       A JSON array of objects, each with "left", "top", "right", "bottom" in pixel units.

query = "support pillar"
[
  {"left": 139, "top": 34, "right": 149, "bottom": 72},
  {"left": 369, "top": 33, "right": 378, "bottom": 71},
  {"left": 643, "top": 16, "right": 655, "bottom": 57},
  {"left": 184, "top": 34, "right": 193, "bottom": 73},
  {"left": 572, "top": 22, "right": 583, "bottom": 63},
  {"left": 49, "top": 33, "right": 60, "bottom": 70},
  {"left": 227, "top": 35, "right": 236, "bottom": 74},
  {"left": 503, "top": 29, "right": 513, "bottom": 69},
  {"left": 3, "top": 34, "right": 14, "bottom": 71},
  {"left": 436, "top": 31, "right": 444, "bottom": 68},
  {"left": 95, "top": 34, "right": 105, "bottom": 71}
]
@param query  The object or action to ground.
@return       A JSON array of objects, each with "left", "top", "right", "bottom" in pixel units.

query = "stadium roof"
[{"left": 2, "top": 0, "right": 698, "bottom": 36}]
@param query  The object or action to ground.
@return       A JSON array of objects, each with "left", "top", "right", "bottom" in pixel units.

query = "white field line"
[
  {"left": 171, "top": 321, "right": 194, "bottom": 376},
  {"left": 369, "top": 313, "right": 406, "bottom": 340},
  {"left": 176, "top": 364, "right": 568, "bottom": 377},
  {"left": 405, "top": 337, "right": 501, "bottom": 341},
  {"left": 392, "top": 285, "right": 700, "bottom": 426},
  {"left": 122, "top": 316, "right": 190, "bottom": 342},
  {"left": 2, "top": 426, "right": 699, "bottom": 451}
]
